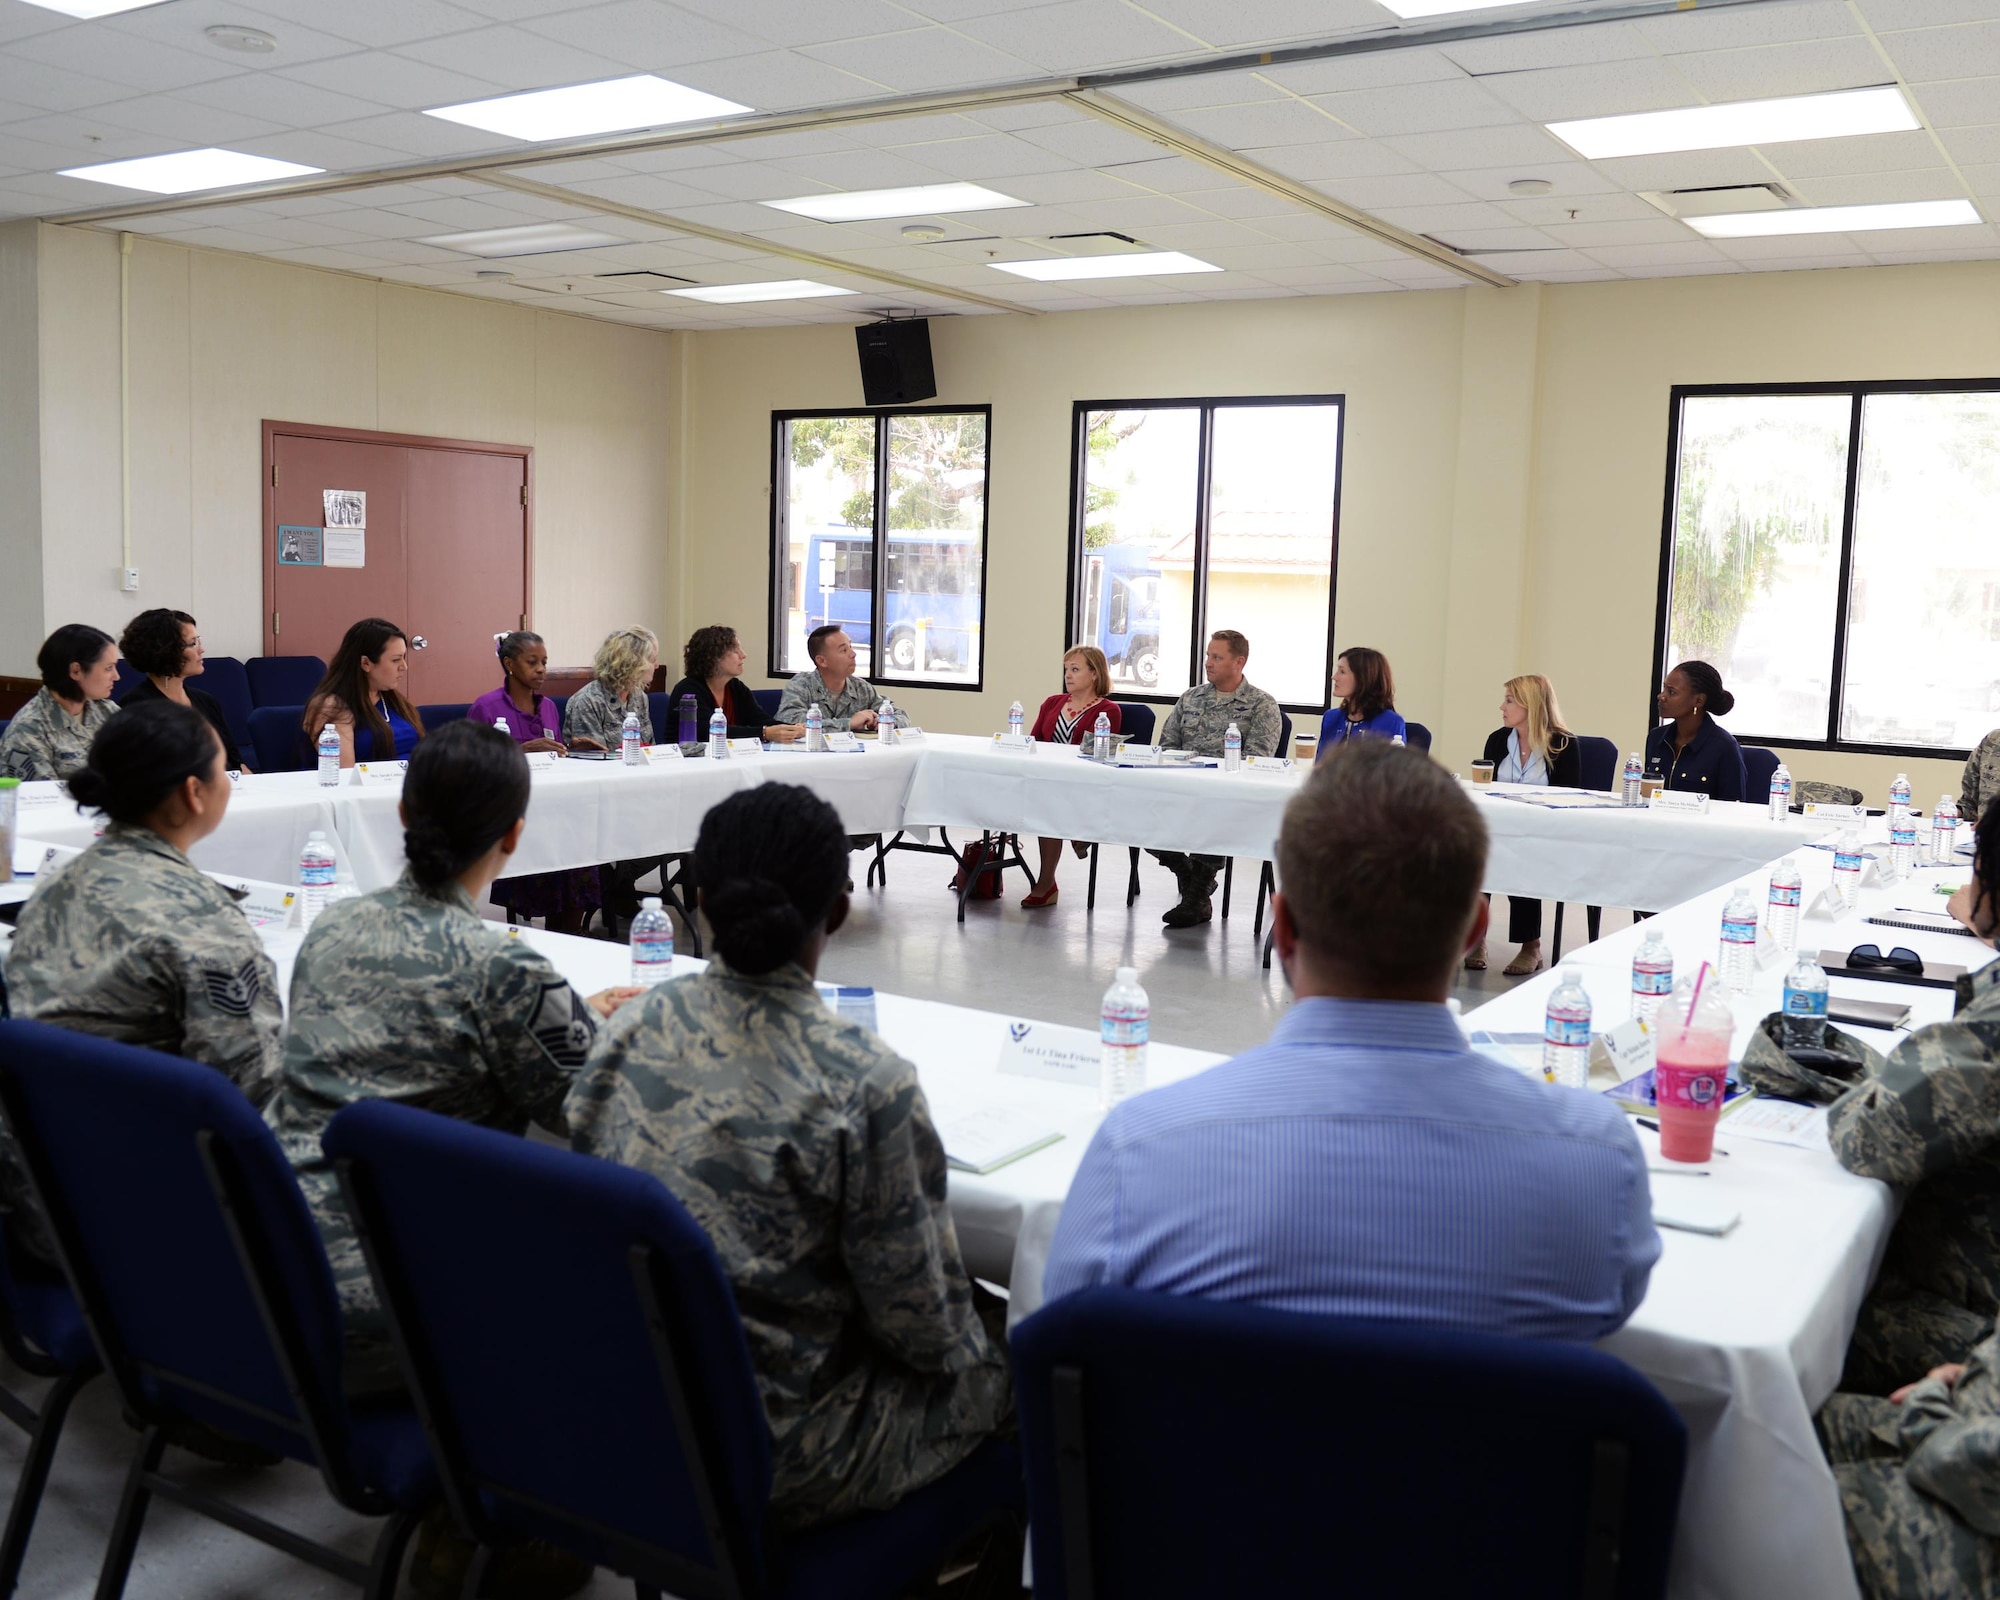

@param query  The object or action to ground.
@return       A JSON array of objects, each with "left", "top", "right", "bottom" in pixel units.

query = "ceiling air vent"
[{"left": 1639, "top": 183, "right": 1795, "bottom": 220}]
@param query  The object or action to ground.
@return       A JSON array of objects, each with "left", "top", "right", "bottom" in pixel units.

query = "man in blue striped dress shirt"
[{"left": 1043, "top": 740, "right": 1660, "bottom": 1340}]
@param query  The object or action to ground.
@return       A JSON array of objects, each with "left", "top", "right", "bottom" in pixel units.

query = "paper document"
[
  {"left": 1720, "top": 1099, "right": 1831, "bottom": 1154},
  {"left": 938, "top": 1105, "right": 1065, "bottom": 1175}
]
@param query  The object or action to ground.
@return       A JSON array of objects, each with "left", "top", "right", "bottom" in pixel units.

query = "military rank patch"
[
  {"left": 529, "top": 980, "right": 595, "bottom": 1069},
  {"left": 202, "top": 959, "right": 263, "bottom": 1018}
]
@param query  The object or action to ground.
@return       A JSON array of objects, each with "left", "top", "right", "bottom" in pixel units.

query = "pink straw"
[{"left": 1682, "top": 959, "right": 1714, "bottom": 1046}]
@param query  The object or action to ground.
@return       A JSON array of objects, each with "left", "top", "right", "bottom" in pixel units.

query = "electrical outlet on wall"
[{"left": 120, "top": 567, "right": 140, "bottom": 592}]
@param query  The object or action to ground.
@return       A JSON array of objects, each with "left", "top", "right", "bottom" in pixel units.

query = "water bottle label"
[
  {"left": 1543, "top": 1016, "right": 1590, "bottom": 1049},
  {"left": 1892, "top": 825, "right": 1916, "bottom": 846},
  {"left": 1632, "top": 965, "right": 1673, "bottom": 996},
  {"left": 632, "top": 934, "right": 673, "bottom": 962},
  {"left": 1721, "top": 916, "right": 1758, "bottom": 945},
  {"left": 1782, "top": 986, "right": 1829, "bottom": 1019},
  {"left": 301, "top": 861, "right": 335, "bottom": 886},
  {"left": 1768, "top": 884, "right": 1802, "bottom": 908},
  {"left": 1101, "top": 1006, "right": 1148, "bottom": 1047},
  {"left": 1835, "top": 851, "right": 1862, "bottom": 873}
]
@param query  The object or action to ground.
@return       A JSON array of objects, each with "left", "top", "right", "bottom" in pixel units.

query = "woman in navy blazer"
[
  {"left": 1645, "top": 660, "right": 1748, "bottom": 804},
  {"left": 1317, "top": 647, "right": 1406, "bottom": 756}
]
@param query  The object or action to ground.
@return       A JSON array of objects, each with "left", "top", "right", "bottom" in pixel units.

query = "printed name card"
[
  {"left": 727, "top": 737, "right": 764, "bottom": 755},
  {"left": 1114, "top": 745, "right": 1163, "bottom": 767},
  {"left": 525, "top": 752, "right": 562, "bottom": 771},
  {"left": 1593, "top": 1016, "right": 1655, "bottom": 1079},
  {"left": 992, "top": 732, "right": 1034, "bottom": 752},
  {"left": 215, "top": 876, "right": 297, "bottom": 929},
  {"left": 1245, "top": 755, "right": 1294, "bottom": 772},
  {"left": 32, "top": 843, "right": 82, "bottom": 879},
  {"left": 350, "top": 761, "right": 407, "bottom": 786},
  {"left": 1647, "top": 790, "right": 1709, "bottom": 815},
  {"left": 823, "top": 732, "right": 865, "bottom": 753},
  {"left": 891, "top": 726, "right": 925, "bottom": 743},
  {"left": 998, "top": 1019, "right": 1101, "bottom": 1088},
  {"left": 643, "top": 745, "right": 685, "bottom": 761},
  {"left": 1804, "top": 802, "right": 1866, "bottom": 819}
]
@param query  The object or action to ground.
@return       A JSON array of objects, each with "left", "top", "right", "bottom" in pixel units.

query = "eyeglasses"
[{"left": 1847, "top": 943, "right": 1923, "bottom": 976}]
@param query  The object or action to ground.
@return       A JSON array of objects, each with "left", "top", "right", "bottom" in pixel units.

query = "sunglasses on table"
[{"left": 1845, "top": 944, "right": 1924, "bottom": 977}]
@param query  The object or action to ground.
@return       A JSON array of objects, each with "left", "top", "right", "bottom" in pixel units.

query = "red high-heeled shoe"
[{"left": 1021, "top": 884, "right": 1059, "bottom": 910}]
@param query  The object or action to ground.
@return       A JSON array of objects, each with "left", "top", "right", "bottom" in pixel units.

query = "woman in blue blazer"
[
  {"left": 1317, "top": 647, "right": 1406, "bottom": 757},
  {"left": 1644, "top": 660, "right": 1748, "bottom": 803}
]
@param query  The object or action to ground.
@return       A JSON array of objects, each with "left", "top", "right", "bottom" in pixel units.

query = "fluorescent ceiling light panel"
[
  {"left": 666, "top": 280, "right": 855, "bottom": 303},
  {"left": 1687, "top": 198, "right": 1982, "bottom": 237},
  {"left": 59, "top": 148, "right": 321, "bottom": 194},
  {"left": 991, "top": 251, "right": 1222, "bottom": 281},
  {"left": 1550, "top": 86, "right": 1917, "bottom": 160},
  {"left": 762, "top": 183, "right": 1029, "bottom": 222},
  {"left": 422, "top": 222, "right": 633, "bottom": 257},
  {"left": 425, "top": 75, "right": 749, "bottom": 142},
  {"left": 18, "top": 0, "right": 168, "bottom": 14}
]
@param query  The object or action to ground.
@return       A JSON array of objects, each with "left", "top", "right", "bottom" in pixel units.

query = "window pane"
[
  {"left": 1076, "top": 408, "right": 1198, "bottom": 696},
  {"left": 1665, "top": 394, "right": 1850, "bottom": 742},
  {"left": 1842, "top": 392, "right": 2000, "bottom": 749},
  {"left": 779, "top": 417, "right": 877, "bottom": 676},
  {"left": 1205, "top": 403, "right": 1338, "bottom": 706},
  {"left": 882, "top": 413, "right": 986, "bottom": 686}
]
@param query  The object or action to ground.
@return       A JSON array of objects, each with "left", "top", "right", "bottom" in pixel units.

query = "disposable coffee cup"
[
  {"left": 1654, "top": 1030, "right": 1731, "bottom": 1162},
  {"left": 1470, "top": 760, "right": 1495, "bottom": 785},
  {"left": 1292, "top": 734, "right": 1317, "bottom": 764},
  {"left": 1640, "top": 775, "right": 1664, "bottom": 800}
]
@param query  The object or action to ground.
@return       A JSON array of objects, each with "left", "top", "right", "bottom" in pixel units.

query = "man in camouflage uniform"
[
  {"left": 0, "top": 686, "right": 117, "bottom": 782},
  {"left": 567, "top": 956, "right": 1012, "bottom": 1531},
  {"left": 3, "top": 822, "right": 283, "bottom": 1260},
  {"left": 1965, "top": 728, "right": 2000, "bottom": 828},
  {"left": 268, "top": 872, "right": 607, "bottom": 1366},
  {"left": 1817, "top": 1330, "right": 2000, "bottom": 1598},
  {"left": 776, "top": 626, "right": 883, "bottom": 731},
  {"left": 1148, "top": 629, "right": 1282, "bottom": 929}
]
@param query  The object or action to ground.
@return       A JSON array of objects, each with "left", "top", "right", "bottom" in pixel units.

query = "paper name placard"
[
  {"left": 1592, "top": 1016, "right": 1654, "bottom": 1080},
  {"left": 33, "top": 843, "right": 82, "bottom": 880},
  {"left": 726, "top": 737, "right": 763, "bottom": 755},
  {"left": 350, "top": 761, "right": 407, "bottom": 786},
  {"left": 1115, "top": 745, "right": 1164, "bottom": 767},
  {"left": 991, "top": 732, "right": 1034, "bottom": 752},
  {"left": 524, "top": 751, "right": 561, "bottom": 771},
  {"left": 1245, "top": 755, "right": 1294, "bottom": 772},
  {"left": 1804, "top": 802, "right": 1866, "bottom": 819},
  {"left": 998, "top": 1019, "right": 1101, "bottom": 1088},
  {"left": 824, "top": 731, "right": 864, "bottom": 753},
  {"left": 642, "top": 745, "right": 684, "bottom": 761},
  {"left": 1647, "top": 790, "right": 1709, "bottom": 815},
  {"left": 892, "top": 726, "right": 925, "bottom": 743},
  {"left": 214, "top": 876, "right": 297, "bottom": 929}
]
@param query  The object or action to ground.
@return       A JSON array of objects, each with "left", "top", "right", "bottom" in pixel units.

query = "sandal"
[
  {"left": 1464, "top": 943, "right": 1487, "bottom": 971},
  {"left": 1022, "top": 884, "right": 1059, "bottom": 910},
  {"left": 1503, "top": 949, "right": 1546, "bottom": 977}
]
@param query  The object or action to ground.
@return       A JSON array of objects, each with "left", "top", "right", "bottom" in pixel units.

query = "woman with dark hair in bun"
[
  {"left": 4, "top": 703, "right": 282, "bottom": 1261},
  {"left": 0, "top": 623, "right": 119, "bottom": 781},
  {"left": 1645, "top": 659, "right": 1748, "bottom": 804},
  {"left": 269, "top": 719, "right": 640, "bottom": 1370},
  {"left": 569, "top": 783, "right": 1011, "bottom": 1534}
]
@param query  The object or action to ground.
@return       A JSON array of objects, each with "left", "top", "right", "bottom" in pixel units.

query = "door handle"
[{"left": 410, "top": 635, "right": 428, "bottom": 650}]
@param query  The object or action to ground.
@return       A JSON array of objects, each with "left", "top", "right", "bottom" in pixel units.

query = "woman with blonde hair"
[
  {"left": 562, "top": 625, "right": 661, "bottom": 934},
  {"left": 1020, "top": 645, "right": 1122, "bottom": 909},
  {"left": 1468, "top": 674, "right": 1582, "bottom": 976}
]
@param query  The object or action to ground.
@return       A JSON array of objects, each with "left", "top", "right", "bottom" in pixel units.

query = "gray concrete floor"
[{"left": 0, "top": 842, "right": 1627, "bottom": 1597}]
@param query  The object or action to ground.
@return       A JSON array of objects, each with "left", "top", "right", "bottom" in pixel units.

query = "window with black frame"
[
  {"left": 1657, "top": 383, "right": 2000, "bottom": 756},
  {"left": 770, "top": 408, "right": 990, "bottom": 690},
  {"left": 1067, "top": 397, "right": 1342, "bottom": 709}
]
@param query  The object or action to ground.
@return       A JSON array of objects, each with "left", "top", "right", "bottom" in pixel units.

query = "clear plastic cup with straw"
[{"left": 1652, "top": 961, "right": 1735, "bottom": 1163}]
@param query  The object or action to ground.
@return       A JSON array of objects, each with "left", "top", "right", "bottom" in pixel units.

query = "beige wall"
[
  {"left": 0, "top": 221, "right": 43, "bottom": 670},
  {"left": 19, "top": 223, "right": 675, "bottom": 678}
]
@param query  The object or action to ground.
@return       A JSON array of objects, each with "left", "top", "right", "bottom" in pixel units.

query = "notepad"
[
  {"left": 1605, "top": 1068, "right": 1755, "bottom": 1118},
  {"left": 938, "top": 1105, "right": 1064, "bottom": 1175}
]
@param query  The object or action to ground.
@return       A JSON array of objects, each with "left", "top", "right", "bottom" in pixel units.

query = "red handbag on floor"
[{"left": 953, "top": 837, "right": 1008, "bottom": 900}]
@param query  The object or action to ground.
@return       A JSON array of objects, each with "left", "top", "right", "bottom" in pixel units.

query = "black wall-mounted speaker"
[{"left": 855, "top": 319, "right": 937, "bottom": 406}]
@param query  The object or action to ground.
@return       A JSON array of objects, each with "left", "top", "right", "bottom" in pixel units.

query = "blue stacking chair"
[
  {"left": 1552, "top": 734, "right": 1623, "bottom": 959},
  {"left": 1742, "top": 745, "right": 1781, "bottom": 803},
  {"left": 1083, "top": 702, "right": 1156, "bottom": 913},
  {"left": 0, "top": 1226, "right": 98, "bottom": 1598},
  {"left": 246, "top": 654, "right": 326, "bottom": 708},
  {"left": 1014, "top": 1288, "right": 1685, "bottom": 1600},
  {"left": 199, "top": 656, "right": 257, "bottom": 759},
  {"left": 110, "top": 659, "right": 145, "bottom": 701},
  {"left": 248, "top": 705, "right": 308, "bottom": 772},
  {"left": 324, "top": 1100, "right": 1021, "bottom": 1600},
  {"left": 1404, "top": 719, "right": 1433, "bottom": 751},
  {"left": 0, "top": 1021, "right": 436, "bottom": 1599},
  {"left": 416, "top": 702, "right": 468, "bottom": 734},
  {"left": 752, "top": 688, "right": 783, "bottom": 717}
]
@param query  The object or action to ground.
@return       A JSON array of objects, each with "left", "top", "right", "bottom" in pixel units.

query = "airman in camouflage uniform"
[
  {"left": 566, "top": 958, "right": 1012, "bottom": 1531},
  {"left": 1743, "top": 962, "right": 2000, "bottom": 1393},
  {"left": 775, "top": 666, "right": 882, "bottom": 730},
  {"left": 1817, "top": 1329, "right": 2000, "bottom": 1598},
  {"left": 0, "top": 687, "right": 117, "bottom": 782},
  {"left": 3, "top": 822, "right": 282, "bottom": 1259},
  {"left": 268, "top": 872, "right": 600, "bottom": 1354},
  {"left": 1149, "top": 674, "right": 1283, "bottom": 926},
  {"left": 1965, "top": 729, "right": 2000, "bottom": 827},
  {"left": 559, "top": 677, "right": 653, "bottom": 751}
]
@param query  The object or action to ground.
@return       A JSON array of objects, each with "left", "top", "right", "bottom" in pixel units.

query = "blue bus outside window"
[{"left": 805, "top": 528, "right": 983, "bottom": 674}]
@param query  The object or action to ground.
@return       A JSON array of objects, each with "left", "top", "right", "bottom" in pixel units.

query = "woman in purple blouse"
[{"left": 468, "top": 631, "right": 600, "bottom": 935}]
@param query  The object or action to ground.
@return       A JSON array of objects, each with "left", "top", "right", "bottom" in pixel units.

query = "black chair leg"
[
  {"left": 1126, "top": 848, "right": 1141, "bottom": 906},
  {"left": 1087, "top": 844, "right": 1099, "bottom": 912},
  {"left": 1262, "top": 924, "right": 1275, "bottom": 970},
  {"left": 1553, "top": 903, "right": 1565, "bottom": 961},
  {"left": 1587, "top": 905, "right": 1602, "bottom": 943},
  {"left": 363, "top": 1507, "right": 423, "bottom": 1600},
  {"left": 94, "top": 1424, "right": 167, "bottom": 1600},
  {"left": 1253, "top": 864, "right": 1273, "bottom": 939},
  {"left": 1221, "top": 858, "right": 1234, "bottom": 920},
  {"left": 0, "top": 1365, "right": 93, "bottom": 1600}
]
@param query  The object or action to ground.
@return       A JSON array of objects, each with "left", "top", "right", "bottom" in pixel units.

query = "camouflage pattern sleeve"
[
  {"left": 774, "top": 672, "right": 819, "bottom": 727},
  {"left": 839, "top": 1057, "right": 997, "bottom": 1375},
  {"left": 1964, "top": 731, "right": 2000, "bottom": 823},
  {"left": 0, "top": 691, "right": 117, "bottom": 782},
  {"left": 1157, "top": 689, "right": 1189, "bottom": 750},
  {"left": 161, "top": 937, "right": 284, "bottom": 1107},
  {"left": 478, "top": 940, "right": 598, "bottom": 1134},
  {"left": 1829, "top": 1008, "right": 2000, "bottom": 1185},
  {"left": 561, "top": 682, "right": 628, "bottom": 750},
  {"left": 1242, "top": 688, "right": 1282, "bottom": 758}
]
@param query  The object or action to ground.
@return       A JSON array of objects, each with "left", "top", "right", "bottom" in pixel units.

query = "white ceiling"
[{"left": 2, "top": 0, "right": 1999, "bottom": 325}]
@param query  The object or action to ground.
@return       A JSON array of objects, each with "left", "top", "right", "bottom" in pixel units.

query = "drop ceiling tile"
[
  {"left": 1940, "top": 124, "right": 2000, "bottom": 165},
  {"left": 954, "top": 3, "right": 1200, "bottom": 74},
  {"left": 1476, "top": 58, "right": 1713, "bottom": 123},
  {"left": 1764, "top": 128, "right": 1944, "bottom": 176},
  {"left": 0, "top": 8, "right": 67, "bottom": 45},
  {"left": 1013, "top": 116, "right": 1161, "bottom": 166},
  {"left": 379, "top": 194, "right": 554, "bottom": 229},
  {"left": 391, "top": 25, "right": 632, "bottom": 88},
  {"left": 1136, "top": 217, "right": 1295, "bottom": 249},
  {"left": 1176, "top": 183, "right": 1296, "bottom": 218},
  {"left": 1308, "top": 79, "right": 1519, "bottom": 138},
  {"left": 1245, "top": 261, "right": 1383, "bottom": 287},
  {"left": 799, "top": 27, "right": 1040, "bottom": 92},
  {"left": 604, "top": 143, "right": 751, "bottom": 174},
  {"left": 1162, "top": 97, "right": 1355, "bottom": 150},
  {"left": 1881, "top": 23, "right": 2000, "bottom": 82},
  {"left": 1372, "top": 198, "right": 1519, "bottom": 232},
  {"left": 1243, "top": 137, "right": 1418, "bottom": 182},
  {"left": 98, "top": 0, "right": 364, "bottom": 65},
  {"left": 1587, "top": 148, "right": 1778, "bottom": 189},
  {"left": 59, "top": 94, "right": 290, "bottom": 146},
  {"left": 260, "top": 242, "right": 406, "bottom": 270},
  {"left": 1381, "top": 122, "right": 1572, "bottom": 171},
  {"left": 0, "top": 116, "right": 157, "bottom": 166},
  {"left": 232, "top": 0, "right": 492, "bottom": 49},
  {"left": 1856, "top": 0, "right": 2000, "bottom": 30},
  {"left": 1666, "top": 38, "right": 1891, "bottom": 102},
  {"left": 749, "top": 147, "right": 963, "bottom": 189},
  {"left": 448, "top": 0, "right": 612, "bottom": 18},
  {"left": 1789, "top": 168, "right": 1968, "bottom": 204},
  {"left": 166, "top": 223, "right": 311, "bottom": 252},
  {"left": 669, "top": 49, "right": 890, "bottom": 107},
  {"left": 965, "top": 99, "right": 1084, "bottom": 132},
  {"left": 1581, "top": 240, "right": 1733, "bottom": 267},
  {"left": 1099, "top": 154, "right": 1239, "bottom": 193},
  {"left": 514, "top": 0, "right": 769, "bottom": 66},
  {"left": 1123, "top": 0, "right": 1384, "bottom": 51},
  {"left": 1056, "top": 190, "right": 1221, "bottom": 228},
  {"left": 1635, "top": 0, "right": 1861, "bottom": 52},
  {"left": 1112, "top": 73, "right": 1290, "bottom": 115},
  {"left": 6, "top": 29, "right": 249, "bottom": 96},
  {"left": 1535, "top": 216, "right": 1696, "bottom": 246},
  {"left": 1708, "top": 232, "right": 1867, "bottom": 258},
  {"left": 1864, "top": 240, "right": 2000, "bottom": 261},
  {"left": 673, "top": 0, "right": 921, "bottom": 49},
  {"left": 234, "top": 127, "right": 421, "bottom": 170},
  {"left": 1317, "top": 170, "right": 1473, "bottom": 209},
  {"left": 1438, "top": 23, "right": 1656, "bottom": 75},
  {"left": 546, "top": 171, "right": 725, "bottom": 209},
  {"left": 1260, "top": 48, "right": 1464, "bottom": 96},
  {"left": 275, "top": 52, "right": 503, "bottom": 110},
  {"left": 172, "top": 70, "right": 395, "bottom": 128},
  {"left": 1503, "top": 190, "right": 1674, "bottom": 224},
  {"left": 999, "top": 166, "right": 1159, "bottom": 203},
  {"left": 0, "top": 56, "right": 128, "bottom": 114},
  {"left": 316, "top": 108, "right": 534, "bottom": 158},
  {"left": 225, "top": 212, "right": 396, "bottom": 247},
  {"left": 1509, "top": 262, "right": 1618, "bottom": 280},
  {"left": 1434, "top": 160, "right": 1620, "bottom": 200},
  {"left": 1908, "top": 79, "right": 2000, "bottom": 128}
]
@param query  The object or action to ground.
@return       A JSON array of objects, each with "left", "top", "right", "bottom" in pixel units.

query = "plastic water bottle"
[
  {"left": 833, "top": 985, "right": 879, "bottom": 1032},
  {"left": 1008, "top": 700, "right": 1024, "bottom": 739},
  {"left": 1889, "top": 772, "right": 1912, "bottom": 814},
  {"left": 1934, "top": 794, "right": 1961, "bottom": 864},
  {"left": 1889, "top": 805, "right": 1917, "bottom": 879},
  {"left": 1542, "top": 966, "right": 1592, "bottom": 1089},
  {"left": 1833, "top": 829, "right": 1864, "bottom": 908},
  {"left": 1631, "top": 927, "right": 1673, "bottom": 1024},
  {"left": 1099, "top": 966, "right": 1149, "bottom": 1111},
  {"left": 492, "top": 715, "right": 509, "bottom": 736},
  {"left": 299, "top": 831, "right": 336, "bottom": 930},
  {"left": 1768, "top": 761, "right": 1792, "bottom": 822},
  {"left": 1719, "top": 885, "right": 1760, "bottom": 993},
  {"left": 678, "top": 693, "right": 697, "bottom": 747},
  {"left": 1767, "top": 855, "right": 1802, "bottom": 953},
  {"left": 708, "top": 706, "right": 728, "bottom": 760},
  {"left": 806, "top": 702, "right": 825, "bottom": 752},
  {"left": 1622, "top": 752, "right": 1643, "bottom": 807},
  {"left": 1390, "top": 734, "right": 1406, "bottom": 747},
  {"left": 629, "top": 896, "right": 674, "bottom": 986},
  {"left": 878, "top": 699, "right": 896, "bottom": 746},
  {"left": 1780, "top": 954, "right": 1830, "bottom": 1050},
  {"left": 316, "top": 722, "right": 340, "bottom": 787},
  {"left": 621, "top": 712, "right": 642, "bottom": 765},
  {"left": 1092, "top": 711, "right": 1111, "bottom": 763},
  {"left": 1223, "top": 722, "right": 1242, "bottom": 771}
]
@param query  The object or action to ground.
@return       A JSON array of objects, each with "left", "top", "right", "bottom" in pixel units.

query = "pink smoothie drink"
[{"left": 1654, "top": 1027, "right": 1732, "bottom": 1162}]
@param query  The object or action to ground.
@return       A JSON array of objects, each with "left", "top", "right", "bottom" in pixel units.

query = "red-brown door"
[
  {"left": 264, "top": 423, "right": 530, "bottom": 707},
  {"left": 407, "top": 448, "right": 529, "bottom": 703}
]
